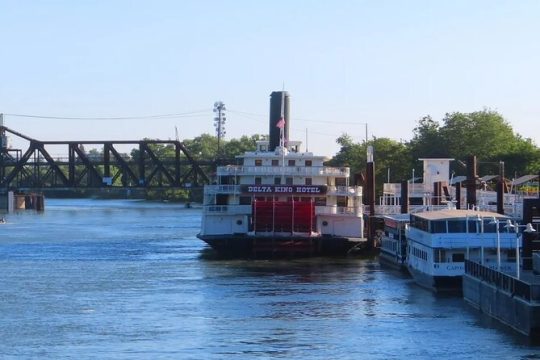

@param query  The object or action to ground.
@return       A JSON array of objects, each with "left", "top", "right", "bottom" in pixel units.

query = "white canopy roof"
[{"left": 512, "top": 174, "right": 538, "bottom": 186}]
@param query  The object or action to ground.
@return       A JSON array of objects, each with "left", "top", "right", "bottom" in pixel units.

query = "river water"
[{"left": 1, "top": 199, "right": 539, "bottom": 359}]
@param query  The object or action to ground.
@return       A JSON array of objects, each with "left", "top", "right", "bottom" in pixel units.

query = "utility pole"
[
  {"left": 213, "top": 101, "right": 226, "bottom": 157},
  {"left": 0, "top": 113, "right": 5, "bottom": 166},
  {"left": 0, "top": 113, "right": 5, "bottom": 148}
]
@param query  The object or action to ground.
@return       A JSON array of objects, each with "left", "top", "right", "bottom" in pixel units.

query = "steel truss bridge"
[{"left": 0, "top": 126, "right": 210, "bottom": 191}]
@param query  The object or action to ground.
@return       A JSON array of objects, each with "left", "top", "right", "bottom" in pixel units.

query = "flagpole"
[{"left": 280, "top": 91, "right": 285, "bottom": 183}]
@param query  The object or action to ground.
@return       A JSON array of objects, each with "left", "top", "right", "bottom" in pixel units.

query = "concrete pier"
[
  {"left": 1, "top": 191, "right": 45, "bottom": 212},
  {"left": 0, "top": 192, "right": 7, "bottom": 212},
  {"left": 463, "top": 259, "right": 540, "bottom": 337}
]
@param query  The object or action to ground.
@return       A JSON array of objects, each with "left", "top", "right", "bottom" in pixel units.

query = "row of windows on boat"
[
  {"left": 410, "top": 246, "right": 429, "bottom": 261},
  {"left": 409, "top": 246, "right": 516, "bottom": 263},
  {"left": 409, "top": 246, "right": 467, "bottom": 263},
  {"left": 381, "top": 239, "right": 406, "bottom": 255},
  {"left": 219, "top": 176, "right": 348, "bottom": 186},
  {"left": 410, "top": 216, "right": 511, "bottom": 234},
  {"left": 215, "top": 194, "right": 349, "bottom": 207},
  {"left": 253, "top": 159, "right": 312, "bottom": 167}
]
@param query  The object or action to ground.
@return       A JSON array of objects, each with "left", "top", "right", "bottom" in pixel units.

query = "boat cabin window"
[
  {"left": 452, "top": 253, "right": 465, "bottom": 262},
  {"left": 411, "top": 216, "right": 429, "bottom": 232},
  {"left": 272, "top": 159, "right": 279, "bottom": 166},
  {"left": 239, "top": 196, "right": 251, "bottom": 205},
  {"left": 335, "top": 178, "right": 347, "bottom": 186},
  {"left": 255, "top": 177, "right": 262, "bottom": 185},
  {"left": 288, "top": 159, "right": 295, "bottom": 166},
  {"left": 305, "top": 160, "right": 312, "bottom": 167},
  {"left": 315, "top": 197, "right": 326, "bottom": 206},
  {"left": 337, "top": 196, "right": 348, "bottom": 207},
  {"left": 468, "top": 220, "right": 479, "bottom": 233},
  {"left": 255, "top": 159, "right": 263, "bottom": 166},
  {"left": 483, "top": 220, "right": 498, "bottom": 233},
  {"left": 305, "top": 178, "right": 312, "bottom": 185},
  {"left": 434, "top": 249, "right": 445, "bottom": 263},
  {"left": 219, "top": 175, "right": 235, "bottom": 185},
  {"left": 259, "top": 144, "right": 267, "bottom": 152},
  {"left": 285, "top": 177, "right": 293, "bottom": 185},
  {"left": 274, "top": 177, "right": 281, "bottom": 185},
  {"left": 216, "top": 194, "right": 228, "bottom": 205},
  {"left": 412, "top": 246, "right": 428, "bottom": 260},
  {"left": 430, "top": 220, "right": 447, "bottom": 233},
  {"left": 448, "top": 220, "right": 467, "bottom": 233}
]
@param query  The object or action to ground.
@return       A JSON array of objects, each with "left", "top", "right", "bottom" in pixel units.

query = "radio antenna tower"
[{"left": 213, "top": 101, "right": 226, "bottom": 155}]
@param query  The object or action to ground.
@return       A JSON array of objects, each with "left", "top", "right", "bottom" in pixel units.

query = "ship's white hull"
[
  {"left": 379, "top": 249, "right": 407, "bottom": 272},
  {"left": 407, "top": 265, "right": 462, "bottom": 292}
]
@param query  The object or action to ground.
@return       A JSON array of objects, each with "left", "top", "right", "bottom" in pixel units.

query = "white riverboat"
[
  {"left": 406, "top": 208, "right": 520, "bottom": 292},
  {"left": 197, "top": 92, "right": 366, "bottom": 257},
  {"left": 379, "top": 213, "right": 410, "bottom": 271}
]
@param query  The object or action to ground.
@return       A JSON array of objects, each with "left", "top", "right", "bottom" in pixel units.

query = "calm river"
[{"left": 1, "top": 199, "right": 539, "bottom": 359}]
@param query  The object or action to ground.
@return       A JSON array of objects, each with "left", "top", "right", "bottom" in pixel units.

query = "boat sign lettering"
[
  {"left": 247, "top": 186, "right": 274, "bottom": 193},
  {"left": 241, "top": 185, "right": 327, "bottom": 194},
  {"left": 446, "top": 265, "right": 464, "bottom": 271}
]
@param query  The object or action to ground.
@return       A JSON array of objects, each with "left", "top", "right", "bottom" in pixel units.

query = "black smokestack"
[
  {"left": 466, "top": 155, "right": 477, "bottom": 209},
  {"left": 400, "top": 180, "right": 409, "bottom": 214},
  {"left": 269, "top": 91, "right": 290, "bottom": 151}
]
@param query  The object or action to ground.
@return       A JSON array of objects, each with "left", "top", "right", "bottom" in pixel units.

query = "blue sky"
[{"left": 1, "top": 1, "right": 539, "bottom": 157}]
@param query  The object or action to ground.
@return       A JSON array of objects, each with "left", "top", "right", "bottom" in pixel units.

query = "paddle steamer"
[{"left": 197, "top": 92, "right": 366, "bottom": 256}]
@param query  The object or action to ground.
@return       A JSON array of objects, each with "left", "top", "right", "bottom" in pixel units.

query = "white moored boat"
[
  {"left": 406, "top": 208, "right": 520, "bottom": 292},
  {"left": 379, "top": 213, "right": 410, "bottom": 271},
  {"left": 197, "top": 91, "right": 366, "bottom": 257}
]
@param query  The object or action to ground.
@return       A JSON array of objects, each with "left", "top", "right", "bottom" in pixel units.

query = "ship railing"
[
  {"left": 327, "top": 186, "right": 362, "bottom": 196},
  {"left": 203, "top": 184, "right": 240, "bottom": 195},
  {"left": 203, "top": 184, "right": 361, "bottom": 197},
  {"left": 383, "top": 182, "right": 430, "bottom": 196},
  {"left": 217, "top": 165, "right": 349, "bottom": 177},
  {"left": 465, "top": 260, "right": 540, "bottom": 302},
  {"left": 371, "top": 204, "right": 451, "bottom": 216},
  {"left": 315, "top": 206, "right": 361, "bottom": 216},
  {"left": 371, "top": 205, "right": 402, "bottom": 216},
  {"left": 380, "top": 186, "right": 530, "bottom": 219},
  {"left": 203, "top": 204, "right": 251, "bottom": 215}
]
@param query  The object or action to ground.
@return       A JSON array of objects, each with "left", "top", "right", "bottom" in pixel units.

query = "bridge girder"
[{"left": 0, "top": 126, "right": 210, "bottom": 190}]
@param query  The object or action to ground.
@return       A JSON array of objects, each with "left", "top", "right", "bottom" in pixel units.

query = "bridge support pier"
[
  {"left": 0, "top": 191, "right": 43, "bottom": 212},
  {"left": 0, "top": 192, "right": 7, "bottom": 212}
]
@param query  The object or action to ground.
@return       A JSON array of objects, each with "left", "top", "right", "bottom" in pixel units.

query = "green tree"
[
  {"left": 497, "top": 137, "right": 540, "bottom": 177},
  {"left": 328, "top": 134, "right": 412, "bottom": 193},
  {"left": 409, "top": 115, "right": 445, "bottom": 159},
  {"left": 407, "top": 109, "right": 540, "bottom": 177},
  {"left": 371, "top": 137, "right": 412, "bottom": 185},
  {"left": 130, "top": 140, "right": 176, "bottom": 161},
  {"left": 222, "top": 134, "right": 266, "bottom": 159},
  {"left": 182, "top": 134, "right": 219, "bottom": 160},
  {"left": 439, "top": 110, "right": 517, "bottom": 162},
  {"left": 87, "top": 148, "right": 103, "bottom": 161},
  {"left": 327, "top": 134, "right": 366, "bottom": 179}
]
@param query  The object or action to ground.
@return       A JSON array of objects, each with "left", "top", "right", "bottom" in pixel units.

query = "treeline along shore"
[{"left": 41, "top": 109, "right": 540, "bottom": 202}]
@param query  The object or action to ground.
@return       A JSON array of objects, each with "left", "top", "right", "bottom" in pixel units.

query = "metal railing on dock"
[{"left": 465, "top": 260, "right": 540, "bottom": 302}]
